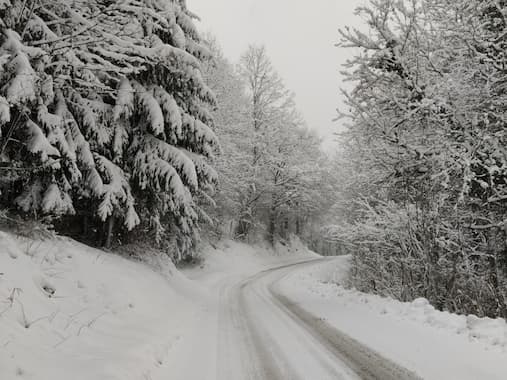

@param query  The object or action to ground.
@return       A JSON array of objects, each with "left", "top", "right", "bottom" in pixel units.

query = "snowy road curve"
[{"left": 216, "top": 260, "right": 422, "bottom": 380}]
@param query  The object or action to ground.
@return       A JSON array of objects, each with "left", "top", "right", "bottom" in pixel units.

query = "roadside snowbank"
[
  {"left": 187, "top": 236, "right": 319, "bottom": 281},
  {"left": 0, "top": 232, "right": 207, "bottom": 380},
  {"left": 298, "top": 256, "right": 507, "bottom": 351},
  {"left": 278, "top": 256, "right": 507, "bottom": 380}
]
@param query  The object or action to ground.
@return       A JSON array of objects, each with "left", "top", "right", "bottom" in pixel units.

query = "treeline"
[
  {"left": 0, "top": 1, "right": 335, "bottom": 260},
  {"left": 328, "top": 0, "right": 507, "bottom": 318},
  {"left": 202, "top": 40, "right": 337, "bottom": 248}
]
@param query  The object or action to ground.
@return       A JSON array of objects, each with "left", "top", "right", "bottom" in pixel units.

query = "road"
[{"left": 216, "top": 259, "right": 422, "bottom": 380}]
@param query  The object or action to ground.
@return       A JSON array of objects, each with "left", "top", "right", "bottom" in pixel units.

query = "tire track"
[{"left": 216, "top": 259, "right": 422, "bottom": 380}]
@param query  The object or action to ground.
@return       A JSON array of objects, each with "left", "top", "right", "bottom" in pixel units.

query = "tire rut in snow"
[
  {"left": 270, "top": 287, "right": 423, "bottom": 380},
  {"left": 217, "top": 259, "right": 422, "bottom": 380},
  {"left": 216, "top": 278, "right": 285, "bottom": 380}
]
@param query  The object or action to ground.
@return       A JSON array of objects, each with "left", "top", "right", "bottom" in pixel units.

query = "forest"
[
  {"left": 0, "top": 1, "right": 337, "bottom": 259},
  {"left": 0, "top": 0, "right": 506, "bottom": 320},
  {"left": 328, "top": 0, "right": 507, "bottom": 318}
]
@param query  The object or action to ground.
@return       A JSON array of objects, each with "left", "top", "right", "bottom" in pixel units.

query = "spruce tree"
[{"left": 0, "top": 1, "right": 218, "bottom": 256}]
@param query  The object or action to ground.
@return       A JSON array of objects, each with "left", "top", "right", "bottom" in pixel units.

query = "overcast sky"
[{"left": 186, "top": 0, "right": 364, "bottom": 149}]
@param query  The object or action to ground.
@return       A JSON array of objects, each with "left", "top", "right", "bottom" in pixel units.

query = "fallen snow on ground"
[
  {"left": 168, "top": 237, "right": 319, "bottom": 380},
  {"left": 0, "top": 232, "right": 208, "bottom": 380},
  {"left": 278, "top": 256, "right": 507, "bottom": 380},
  {"left": 186, "top": 236, "right": 319, "bottom": 282},
  {"left": 0, "top": 232, "right": 316, "bottom": 380}
]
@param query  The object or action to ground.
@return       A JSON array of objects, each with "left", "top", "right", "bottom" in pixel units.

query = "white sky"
[{"left": 186, "top": 0, "right": 364, "bottom": 149}]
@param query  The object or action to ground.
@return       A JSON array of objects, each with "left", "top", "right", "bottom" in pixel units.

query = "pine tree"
[{"left": 0, "top": 1, "right": 218, "bottom": 257}]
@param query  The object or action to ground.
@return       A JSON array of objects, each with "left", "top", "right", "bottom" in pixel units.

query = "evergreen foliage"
[{"left": 0, "top": 0, "right": 218, "bottom": 257}]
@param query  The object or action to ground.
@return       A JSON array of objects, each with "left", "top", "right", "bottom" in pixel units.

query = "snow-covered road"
[
  {"left": 4, "top": 233, "right": 506, "bottom": 380},
  {"left": 216, "top": 259, "right": 420, "bottom": 380}
]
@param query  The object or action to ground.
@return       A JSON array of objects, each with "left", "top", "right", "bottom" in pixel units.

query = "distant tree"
[
  {"left": 237, "top": 45, "right": 292, "bottom": 240},
  {"left": 202, "top": 41, "right": 334, "bottom": 246},
  {"left": 200, "top": 35, "right": 254, "bottom": 238}
]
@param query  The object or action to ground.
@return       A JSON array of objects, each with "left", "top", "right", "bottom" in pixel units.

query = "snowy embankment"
[
  {"left": 0, "top": 231, "right": 209, "bottom": 380},
  {"left": 187, "top": 237, "right": 318, "bottom": 283},
  {"left": 278, "top": 256, "right": 507, "bottom": 380},
  {"left": 0, "top": 232, "right": 316, "bottom": 380}
]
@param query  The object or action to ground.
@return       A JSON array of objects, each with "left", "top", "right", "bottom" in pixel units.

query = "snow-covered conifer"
[{"left": 0, "top": 0, "right": 218, "bottom": 254}]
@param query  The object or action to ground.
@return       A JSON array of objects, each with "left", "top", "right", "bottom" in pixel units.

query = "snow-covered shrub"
[
  {"left": 332, "top": 0, "right": 507, "bottom": 318},
  {"left": 331, "top": 199, "right": 506, "bottom": 317}
]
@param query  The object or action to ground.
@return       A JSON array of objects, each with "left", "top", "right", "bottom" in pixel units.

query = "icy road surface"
[{"left": 216, "top": 260, "right": 421, "bottom": 380}]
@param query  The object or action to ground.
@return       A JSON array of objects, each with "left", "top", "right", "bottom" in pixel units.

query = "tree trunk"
[
  {"left": 268, "top": 195, "right": 276, "bottom": 246},
  {"left": 268, "top": 210, "right": 275, "bottom": 246},
  {"left": 104, "top": 215, "right": 115, "bottom": 249},
  {"left": 82, "top": 215, "right": 89, "bottom": 238}
]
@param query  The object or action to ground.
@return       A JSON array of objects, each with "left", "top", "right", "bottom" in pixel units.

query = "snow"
[
  {"left": 0, "top": 232, "right": 207, "bottom": 380},
  {"left": 63, "top": 114, "right": 95, "bottom": 169},
  {"left": 0, "top": 96, "right": 10, "bottom": 125},
  {"left": 94, "top": 154, "right": 140, "bottom": 229},
  {"left": 25, "top": 120, "right": 60, "bottom": 162},
  {"left": 181, "top": 113, "right": 219, "bottom": 157},
  {"left": 166, "top": 237, "right": 320, "bottom": 379},
  {"left": 113, "top": 78, "right": 134, "bottom": 121},
  {"left": 0, "top": 231, "right": 316, "bottom": 380},
  {"left": 41, "top": 184, "right": 75, "bottom": 216},
  {"left": 5, "top": 229, "right": 506, "bottom": 380},
  {"left": 152, "top": 86, "right": 182, "bottom": 140},
  {"left": 278, "top": 256, "right": 507, "bottom": 380},
  {"left": 14, "top": 181, "right": 43, "bottom": 213},
  {"left": 183, "top": 149, "right": 219, "bottom": 185},
  {"left": 2, "top": 51, "right": 37, "bottom": 105},
  {"left": 151, "top": 137, "right": 199, "bottom": 190},
  {"left": 171, "top": 24, "right": 187, "bottom": 49},
  {"left": 37, "top": 105, "right": 72, "bottom": 161},
  {"left": 133, "top": 149, "right": 191, "bottom": 204},
  {"left": 188, "top": 236, "right": 319, "bottom": 281},
  {"left": 132, "top": 81, "right": 165, "bottom": 136}
]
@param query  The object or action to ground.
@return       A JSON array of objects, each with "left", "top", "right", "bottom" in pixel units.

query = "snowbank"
[
  {"left": 0, "top": 232, "right": 207, "bottom": 380},
  {"left": 279, "top": 256, "right": 507, "bottom": 379},
  {"left": 188, "top": 236, "right": 319, "bottom": 281},
  {"left": 298, "top": 256, "right": 507, "bottom": 350}
]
